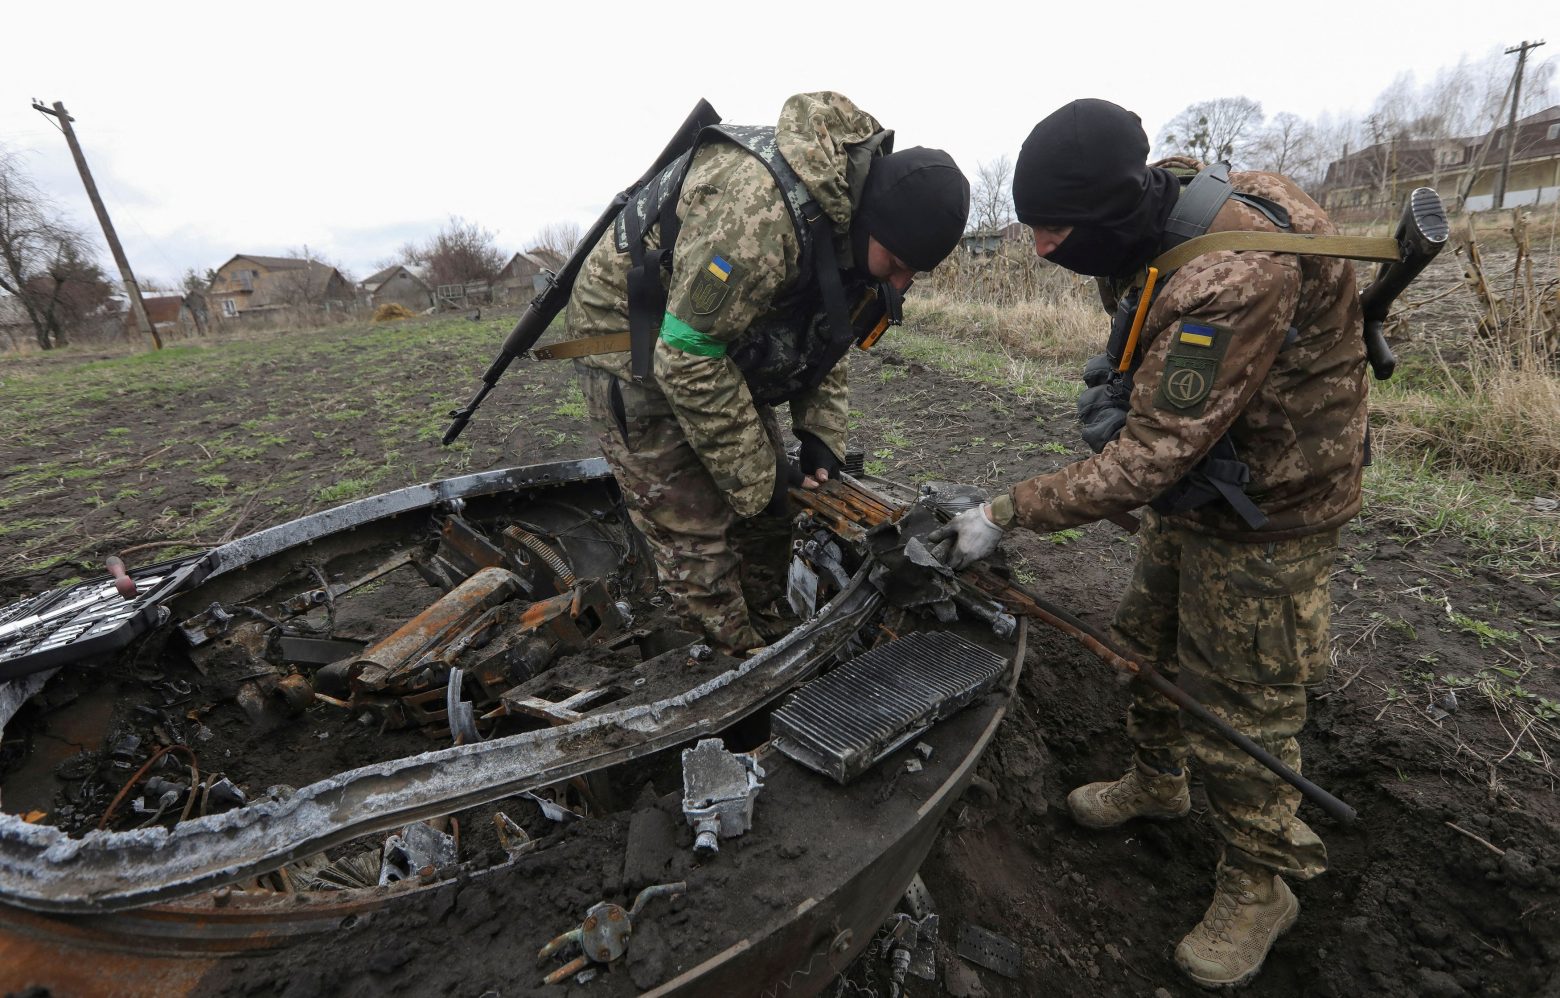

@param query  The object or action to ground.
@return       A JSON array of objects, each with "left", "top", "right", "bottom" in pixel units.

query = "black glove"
[
  {"left": 796, "top": 430, "right": 843, "bottom": 481},
  {"left": 1082, "top": 352, "right": 1115, "bottom": 388},
  {"left": 762, "top": 448, "right": 804, "bottom": 518},
  {"left": 1078, "top": 375, "right": 1131, "bottom": 454}
]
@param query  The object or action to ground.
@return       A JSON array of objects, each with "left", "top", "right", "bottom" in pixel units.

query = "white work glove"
[{"left": 927, "top": 504, "right": 1004, "bottom": 570}]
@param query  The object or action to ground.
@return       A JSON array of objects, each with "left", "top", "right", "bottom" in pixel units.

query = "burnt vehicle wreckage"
[
  {"left": 0, "top": 459, "right": 1360, "bottom": 995},
  {"left": 1, "top": 100, "right": 1450, "bottom": 994}
]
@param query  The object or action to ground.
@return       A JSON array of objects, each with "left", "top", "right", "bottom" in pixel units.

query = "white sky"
[{"left": 1, "top": 0, "right": 1552, "bottom": 287}]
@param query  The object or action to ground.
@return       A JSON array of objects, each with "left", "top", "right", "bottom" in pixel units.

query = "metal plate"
[{"left": 956, "top": 922, "right": 1022, "bottom": 979}]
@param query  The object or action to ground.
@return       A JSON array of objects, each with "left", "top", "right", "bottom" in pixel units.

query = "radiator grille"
[{"left": 771, "top": 631, "right": 1007, "bottom": 783}]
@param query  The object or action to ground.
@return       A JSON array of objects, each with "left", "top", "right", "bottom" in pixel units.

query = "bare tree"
[
  {"left": 1249, "top": 112, "right": 1318, "bottom": 181},
  {"left": 23, "top": 240, "right": 114, "bottom": 347},
  {"left": 1156, "top": 97, "right": 1265, "bottom": 167},
  {"left": 263, "top": 246, "right": 352, "bottom": 308},
  {"left": 0, "top": 148, "right": 108, "bottom": 349},
  {"left": 401, "top": 216, "right": 505, "bottom": 287},
  {"left": 525, "top": 221, "right": 582, "bottom": 270},
  {"left": 968, "top": 156, "right": 1015, "bottom": 233}
]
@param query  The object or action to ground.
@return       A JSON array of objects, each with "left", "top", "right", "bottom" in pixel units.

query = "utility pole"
[
  {"left": 1493, "top": 39, "right": 1545, "bottom": 210},
  {"left": 31, "top": 100, "right": 162, "bottom": 349}
]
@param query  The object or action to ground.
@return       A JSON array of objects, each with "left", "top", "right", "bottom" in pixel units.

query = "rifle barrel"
[{"left": 440, "top": 99, "right": 720, "bottom": 446}]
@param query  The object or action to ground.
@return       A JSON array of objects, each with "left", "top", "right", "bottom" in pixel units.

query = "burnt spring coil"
[{"left": 502, "top": 526, "right": 577, "bottom": 588}]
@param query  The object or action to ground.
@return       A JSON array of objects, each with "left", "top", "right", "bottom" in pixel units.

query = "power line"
[
  {"left": 31, "top": 100, "right": 162, "bottom": 349},
  {"left": 1493, "top": 39, "right": 1546, "bottom": 210}
]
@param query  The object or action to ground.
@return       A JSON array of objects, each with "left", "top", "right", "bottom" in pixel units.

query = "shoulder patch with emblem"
[
  {"left": 1155, "top": 320, "right": 1232, "bottom": 416},
  {"left": 690, "top": 255, "right": 737, "bottom": 315}
]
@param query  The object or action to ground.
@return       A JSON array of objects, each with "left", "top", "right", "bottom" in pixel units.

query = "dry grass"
[
  {"left": 1373, "top": 341, "right": 1560, "bottom": 488},
  {"left": 1374, "top": 211, "right": 1560, "bottom": 489},
  {"left": 906, "top": 247, "right": 1102, "bottom": 368}
]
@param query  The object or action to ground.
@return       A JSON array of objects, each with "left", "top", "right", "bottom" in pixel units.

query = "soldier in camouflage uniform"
[
  {"left": 567, "top": 92, "right": 969, "bottom": 654},
  {"left": 930, "top": 99, "right": 1363, "bottom": 988}
]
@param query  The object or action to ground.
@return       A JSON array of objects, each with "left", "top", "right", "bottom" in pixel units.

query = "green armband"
[{"left": 659, "top": 313, "right": 726, "bottom": 357}]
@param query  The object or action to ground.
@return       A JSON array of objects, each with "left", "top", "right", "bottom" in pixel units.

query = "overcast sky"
[{"left": 1, "top": 0, "right": 1552, "bottom": 288}]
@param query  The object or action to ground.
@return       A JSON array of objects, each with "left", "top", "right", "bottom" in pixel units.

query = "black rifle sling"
[
  {"left": 624, "top": 145, "right": 704, "bottom": 381},
  {"left": 801, "top": 203, "right": 854, "bottom": 390}
]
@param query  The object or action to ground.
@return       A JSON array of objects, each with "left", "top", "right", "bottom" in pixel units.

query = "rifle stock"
[
  {"left": 442, "top": 99, "right": 720, "bottom": 446},
  {"left": 1358, "top": 187, "right": 1449, "bottom": 381}
]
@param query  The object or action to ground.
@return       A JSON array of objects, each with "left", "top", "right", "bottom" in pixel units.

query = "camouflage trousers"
[
  {"left": 577, "top": 365, "right": 792, "bottom": 654},
  {"left": 1112, "top": 509, "right": 1335, "bottom": 880}
]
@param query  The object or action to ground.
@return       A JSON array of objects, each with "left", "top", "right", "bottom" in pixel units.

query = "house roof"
[
  {"left": 224, "top": 254, "right": 312, "bottom": 271},
  {"left": 1322, "top": 103, "right": 1560, "bottom": 188},
  {"left": 499, "top": 251, "right": 565, "bottom": 280},
  {"left": 360, "top": 265, "right": 429, "bottom": 292},
  {"left": 362, "top": 265, "right": 400, "bottom": 288}
]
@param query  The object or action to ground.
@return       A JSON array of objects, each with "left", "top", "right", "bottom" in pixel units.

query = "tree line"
[
  {"left": 0, "top": 149, "right": 116, "bottom": 350},
  {"left": 967, "top": 46, "right": 1557, "bottom": 233}
]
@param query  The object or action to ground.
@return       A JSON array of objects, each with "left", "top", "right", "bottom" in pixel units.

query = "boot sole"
[{"left": 1175, "top": 888, "right": 1300, "bottom": 990}]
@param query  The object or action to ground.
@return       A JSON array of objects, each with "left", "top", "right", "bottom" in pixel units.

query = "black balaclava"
[
  {"left": 1012, "top": 99, "right": 1179, "bottom": 278},
  {"left": 852, "top": 147, "right": 971, "bottom": 273}
]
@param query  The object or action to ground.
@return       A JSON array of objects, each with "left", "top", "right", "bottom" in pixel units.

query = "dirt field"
[{"left": 1, "top": 290, "right": 1557, "bottom": 995}]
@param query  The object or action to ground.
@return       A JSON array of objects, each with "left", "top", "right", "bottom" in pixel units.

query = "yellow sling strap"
[
  {"left": 1150, "top": 232, "right": 1402, "bottom": 274},
  {"left": 530, "top": 332, "right": 631, "bottom": 360}
]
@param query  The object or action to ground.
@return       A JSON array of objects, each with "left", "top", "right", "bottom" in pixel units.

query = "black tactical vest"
[{"left": 614, "top": 125, "right": 878, "bottom": 405}]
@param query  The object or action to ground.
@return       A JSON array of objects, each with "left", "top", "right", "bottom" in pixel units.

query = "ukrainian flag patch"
[
  {"left": 1178, "top": 322, "right": 1216, "bottom": 348},
  {"left": 690, "top": 255, "right": 737, "bottom": 315}
]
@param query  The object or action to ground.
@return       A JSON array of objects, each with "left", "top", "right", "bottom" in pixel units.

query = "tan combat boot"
[
  {"left": 1066, "top": 760, "right": 1191, "bottom": 829},
  {"left": 1174, "top": 862, "right": 1299, "bottom": 989}
]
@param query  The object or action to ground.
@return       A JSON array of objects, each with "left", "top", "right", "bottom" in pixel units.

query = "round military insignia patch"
[
  {"left": 1166, "top": 366, "right": 1208, "bottom": 406},
  {"left": 1159, "top": 354, "right": 1217, "bottom": 410}
]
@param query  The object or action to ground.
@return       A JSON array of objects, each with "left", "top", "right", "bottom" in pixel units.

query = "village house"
[
  {"left": 494, "top": 250, "right": 564, "bottom": 302},
  {"left": 122, "top": 295, "right": 201, "bottom": 338},
  {"left": 1319, "top": 105, "right": 1560, "bottom": 214},
  {"left": 207, "top": 254, "right": 353, "bottom": 318},
  {"left": 359, "top": 265, "right": 432, "bottom": 311},
  {"left": 960, "top": 222, "right": 1030, "bottom": 257}
]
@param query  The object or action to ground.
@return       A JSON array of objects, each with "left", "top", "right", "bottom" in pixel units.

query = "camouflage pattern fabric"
[
  {"left": 563, "top": 93, "right": 886, "bottom": 651},
  {"left": 1112, "top": 510, "right": 1332, "bottom": 880},
  {"left": 578, "top": 366, "right": 794, "bottom": 654},
  {"left": 571, "top": 92, "right": 878, "bottom": 517},
  {"left": 1009, "top": 171, "right": 1367, "bottom": 543}
]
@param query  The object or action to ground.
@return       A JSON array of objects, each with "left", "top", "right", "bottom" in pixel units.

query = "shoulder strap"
[
  {"left": 1151, "top": 231, "right": 1402, "bottom": 274},
  {"left": 1161, "top": 162, "right": 1234, "bottom": 251}
]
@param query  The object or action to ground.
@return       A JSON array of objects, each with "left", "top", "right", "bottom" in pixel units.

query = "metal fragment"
[{"left": 956, "top": 923, "right": 1021, "bottom": 979}]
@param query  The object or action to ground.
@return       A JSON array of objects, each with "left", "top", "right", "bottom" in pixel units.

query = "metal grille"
[
  {"left": 0, "top": 561, "right": 200, "bottom": 680},
  {"left": 771, "top": 631, "right": 1006, "bottom": 783}
]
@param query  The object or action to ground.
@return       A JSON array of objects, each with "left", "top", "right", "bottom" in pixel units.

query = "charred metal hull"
[
  {"left": 0, "top": 633, "right": 1021, "bottom": 997},
  {"left": 0, "top": 460, "right": 1021, "bottom": 996}
]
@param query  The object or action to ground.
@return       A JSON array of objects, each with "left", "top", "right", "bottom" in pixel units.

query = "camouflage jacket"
[
  {"left": 1007, "top": 171, "right": 1367, "bottom": 542},
  {"left": 570, "top": 92, "right": 883, "bottom": 517}
]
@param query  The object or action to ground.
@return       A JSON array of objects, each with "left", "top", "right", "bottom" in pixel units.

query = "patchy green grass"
[
  {"left": 0, "top": 312, "right": 519, "bottom": 583},
  {"left": 1361, "top": 455, "right": 1558, "bottom": 575},
  {"left": 553, "top": 385, "right": 588, "bottom": 421}
]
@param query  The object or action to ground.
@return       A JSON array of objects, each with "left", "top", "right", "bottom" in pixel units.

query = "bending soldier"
[
  {"left": 931, "top": 98, "right": 1365, "bottom": 988},
  {"left": 567, "top": 92, "right": 969, "bottom": 654}
]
